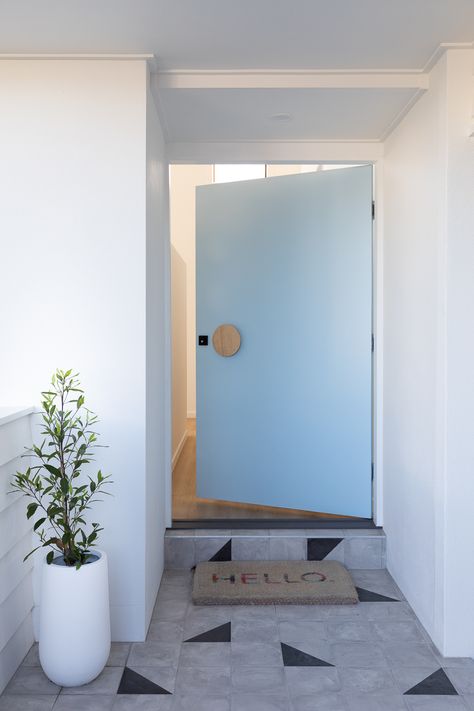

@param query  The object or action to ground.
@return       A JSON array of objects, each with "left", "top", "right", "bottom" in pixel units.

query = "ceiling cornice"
[{"left": 155, "top": 71, "right": 429, "bottom": 91}]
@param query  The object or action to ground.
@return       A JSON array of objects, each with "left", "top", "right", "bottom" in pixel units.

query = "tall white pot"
[{"left": 39, "top": 550, "right": 110, "bottom": 687}]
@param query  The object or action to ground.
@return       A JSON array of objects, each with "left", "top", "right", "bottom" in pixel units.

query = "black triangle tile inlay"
[
  {"left": 118, "top": 667, "right": 172, "bottom": 695},
  {"left": 184, "top": 621, "right": 231, "bottom": 643},
  {"left": 405, "top": 668, "right": 458, "bottom": 696},
  {"left": 356, "top": 586, "right": 399, "bottom": 602},
  {"left": 209, "top": 539, "right": 232, "bottom": 562},
  {"left": 281, "top": 642, "right": 333, "bottom": 667},
  {"left": 307, "top": 538, "right": 343, "bottom": 560}
]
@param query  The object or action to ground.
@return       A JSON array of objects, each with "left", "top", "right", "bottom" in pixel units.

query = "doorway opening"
[{"left": 170, "top": 163, "right": 374, "bottom": 527}]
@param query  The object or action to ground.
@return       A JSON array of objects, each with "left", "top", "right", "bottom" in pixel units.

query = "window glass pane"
[{"left": 214, "top": 164, "right": 266, "bottom": 183}]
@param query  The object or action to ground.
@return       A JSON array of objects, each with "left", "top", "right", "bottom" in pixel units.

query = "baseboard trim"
[{"left": 172, "top": 431, "right": 188, "bottom": 470}]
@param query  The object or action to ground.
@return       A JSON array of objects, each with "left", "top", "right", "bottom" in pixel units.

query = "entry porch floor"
[{"left": 2, "top": 569, "right": 474, "bottom": 710}]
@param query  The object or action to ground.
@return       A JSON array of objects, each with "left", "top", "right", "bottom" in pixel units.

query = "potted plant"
[{"left": 11, "top": 369, "right": 112, "bottom": 687}]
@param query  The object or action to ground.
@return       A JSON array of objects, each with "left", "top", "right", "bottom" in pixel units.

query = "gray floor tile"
[
  {"left": 446, "top": 668, "right": 474, "bottom": 694},
  {"left": 161, "top": 570, "right": 193, "bottom": 585},
  {"left": 332, "top": 642, "right": 389, "bottom": 668},
  {"left": 305, "top": 530, "right": 345, "bottom": 538},
  {"left": 285, "top": 667, "right": 341, "bottom": 695},
  {"left": 350, "top": 571, "right": 403, "bottom": 599},
  {"left": 193, "top": 529, "right": 232, "bottom": 537},
  {"left": 54, "top": 696, "right": 116, "bottom": 710},
  {"left": 231, "top": 606, "right": 276, "bottom": 622},
  {"left": 345, "top": 693, "right": 408, "bottom": 710},
  {"left": 232, "top": 693, "right": 290, "bottom": 711},
  {"left": 290, "top": 693, "right": 349, "bottom": 711},
  {"left": 164, "top": 538, "right": 195, "bottom": 569},
  {"left": 326, "top": 622, "right": 375, "bottom": 642},
  {"left": 232, "top": 667, "right": 286, "bottom": 693},
  {"left": 231, "top": 642, "right": 283, "bottom": 667},
  {"left": 382, "top": 643, "right": 439, "bottom": 668},
  {"left": 60, "top": 667, "right": 123, "bottom": 695},
  {"left": 232, "top": 537, "right": 270, "bottom": 560},
  {"left": 232, "top": 620, "right": 279, "bottom": 643},
  {"left": 114, "top": 697, "right": 174, "bottom": 711},
  {"left": 438, "top": 657, "right": 474, "bottom": 670},
  {"left": 276, "top": 606, "right": 363, "bottom": 622},
  {"left": 344, "top": 539, "right": 383, "bottom": 569},
  {"left": 174, "top": 667, "right": 231, "bottom": 694},
  {"left": 179, "top": 642, "right": 231, "bottom": 668},
  {"left": 152, "top": 600, "right": 189, "bottom": 622},
  {"left": 4, "top": 668, "right": 60, "bottom": 695},
  {"left": 155, "top": 586, "right": 190, "bottom": 602},
  {"left": 128, "top": 666, "right": 177, "bottom": 694},
  {"left": 0, "top": 697, "right": 57, "bottom": 711},
  {"left": 183, "top": 606, "right": 232, "bottom": 639},
  {"left": 373, "top": 621, "right": 426, "bottom": 643},
  {"left": 462, "top": 695, "right": 474, "bottom": 710},
  {"left": 107, "top": 643, "right": 131, "bottom": 666},
  {"left": 231, "top": 530, "right": 270, "bottom": 537},
  {"left": 172, "top": 695, "right": 230, "bottom": 711},
  {"left": 360, "top": 602, "right": 415, "bottom": 621},
  {"left": 127, "top": 642, "right": 181, "bottom": 668},
  {"left": 147, "top": 621, "right": 184, "bottom": 643},
  {"left": 21, "top": 644, "right": 40, "bottom": 667},
  {"left": 404, "top": 698, "right": 467, "bottom": 710},
  {"left": 195, "top": 538, "right": 231, "bottom": 563},
  {"left": 268, "top": 538, "right": 306, "bottom": 561},
  {"left": 339, "top": 667, "right": 398, "bottom": 694},
  {"left": 279, "top": 620, "right": 327, "bottom": 644}
]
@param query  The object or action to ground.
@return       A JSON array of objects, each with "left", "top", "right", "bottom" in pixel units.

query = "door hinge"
[
  {"left": 371, "top": 463, "right": 374, "bottom": 481},
  {"left": 372, "top": 201, "right": 375, "bottom": 220},
  {"left": 371, "top": 334, "right": 375, "bottom": 352}
]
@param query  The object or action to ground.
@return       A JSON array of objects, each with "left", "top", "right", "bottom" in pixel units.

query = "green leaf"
[
  {"left": 44, "top": 464, "right": 61, "bottom": 477},
  {"left": 46, "top": 551, "right": 54, "bottom": 565},
  {"left": 26, "top": 503, "right": 38, "bottom": 519},
  {"left": 33, "top": 517, "right": 46, "bottom": 531}
]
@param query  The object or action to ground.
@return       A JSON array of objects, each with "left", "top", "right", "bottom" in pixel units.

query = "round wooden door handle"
[{"left": 212, "top": 324, "right": 241, "bottom": 357}]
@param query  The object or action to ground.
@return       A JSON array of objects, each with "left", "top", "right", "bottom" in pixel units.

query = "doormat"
[{"left": 192, "top": 561, "right": 358, "bottom": 605}]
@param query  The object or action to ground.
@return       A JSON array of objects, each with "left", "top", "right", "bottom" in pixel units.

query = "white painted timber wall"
[
  {"left": 0, "top": 59, "right": 170, "bottom": 642},
  {"left": 383, "top": 48, "right": 474, "bottom": 656},
  {"left": 0, "top": 408, "right": 35, "bottom": 694}
]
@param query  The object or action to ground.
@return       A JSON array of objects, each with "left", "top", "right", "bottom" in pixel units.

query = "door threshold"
[{"left": 171, "top": 518, "right": 376, "bottom": 530}]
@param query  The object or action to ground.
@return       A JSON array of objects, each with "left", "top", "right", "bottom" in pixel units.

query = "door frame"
[{"left": 166, "top": 151, "right": 384, "bottom": 528}]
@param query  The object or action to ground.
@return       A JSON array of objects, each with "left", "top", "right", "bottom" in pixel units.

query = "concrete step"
[{"left": 165, "top": 528, "right": 386, "bottom": 570}]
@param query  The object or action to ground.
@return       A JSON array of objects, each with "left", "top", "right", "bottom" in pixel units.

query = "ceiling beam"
[
  {"left": 156, "top": 71, "right": 429, "bottom": 91},
  {"left": 167, "top": 140, "right": 384, "bottom": 164}
]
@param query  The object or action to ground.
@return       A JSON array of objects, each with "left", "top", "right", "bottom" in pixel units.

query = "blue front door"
[{"left": 196, "top": 166, "right": 373, "bottom": 517}]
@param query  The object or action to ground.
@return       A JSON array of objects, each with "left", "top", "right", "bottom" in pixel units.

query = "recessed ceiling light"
[{"left": 269, "top": 113, "right": 293, "bottom": 122}]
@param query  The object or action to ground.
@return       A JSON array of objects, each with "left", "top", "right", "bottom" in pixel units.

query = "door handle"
[{"left": 212, "top": 324, "right": 241, "bottom": 357}]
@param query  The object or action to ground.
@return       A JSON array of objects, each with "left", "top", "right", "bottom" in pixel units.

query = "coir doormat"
[{"left": 192, "top": 561, "right": 358, "bottom": 605}]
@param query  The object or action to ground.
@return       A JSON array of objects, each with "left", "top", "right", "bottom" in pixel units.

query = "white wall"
[
  {"left": 0, "top": 59, "right": 170, "bottom": 642},
  {"left": 171, "top": 246, "right": 188, "bottom": 465},
  {"left": 0, "top": 409, "right": 35, "bottom": 693},
  {"left": 170, "top": 164, "right": 213, "bottom": 417},
  {"left": 383, "top": 49, "right": 474, "bottom": 656},
  {"left": 145, "top": 76, "right": 172, "bottom": 629},
  {"left": 443, "top": 50, "right": 474, "bottom": 656}
]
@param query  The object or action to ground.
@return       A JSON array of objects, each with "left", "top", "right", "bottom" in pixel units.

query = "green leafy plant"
[{"left": 11, "top": 369, "right": 112, "bottom": 568}]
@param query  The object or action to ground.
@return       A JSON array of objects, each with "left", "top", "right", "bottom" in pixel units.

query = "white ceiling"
[
  {"left": 0, "top": 0, "right": 473, "bottom": 70},
  {"left": 1, "top": 0, "right": 472, "bottom": 143},
  {"left": 158, "top": 87, "right": 419, "bottom": 142}
]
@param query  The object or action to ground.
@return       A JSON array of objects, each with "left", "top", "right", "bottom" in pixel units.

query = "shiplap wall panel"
[{"left": 0, "top": 411, "right": 35, "bottom": 693}]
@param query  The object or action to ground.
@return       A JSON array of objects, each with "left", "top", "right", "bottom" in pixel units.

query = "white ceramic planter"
[{"left": 39, "top": 550, "right": 111, "bottom": 687}]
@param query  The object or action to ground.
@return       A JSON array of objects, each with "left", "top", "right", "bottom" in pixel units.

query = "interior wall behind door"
[{"left": 170, "top": 165, "right": 213, "bottom": 420}]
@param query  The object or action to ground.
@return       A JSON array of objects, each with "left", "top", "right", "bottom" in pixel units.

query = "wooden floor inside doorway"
[{"left": 172, "top": 419, "right": 348, "bottom": 521}]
